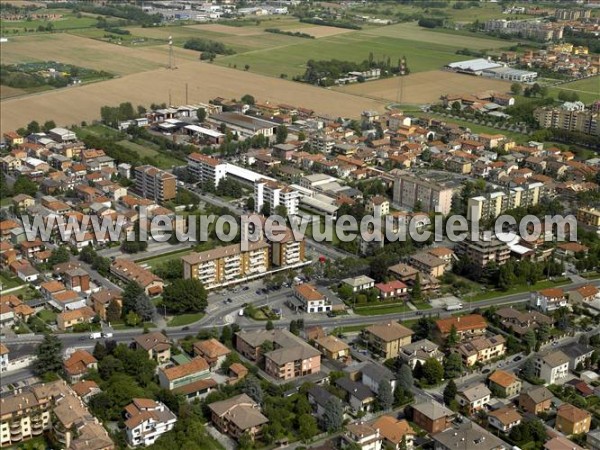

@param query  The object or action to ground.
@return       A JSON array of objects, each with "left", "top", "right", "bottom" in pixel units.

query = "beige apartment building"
[
  {"left": 534, "top": 106, "right": 598, "bottom": 136},
  {"left": 577, "top": 207, "right": 600, "bottom": 229},
  {"left": 392, "top": 174, "right": 454, "bottom": 215},
  {"left": 467, "top": 182, "right": 543, "bottom": 222},
  {"left": 134, "top": 165, "right": 177, "bottom": 202},
  {"left": 455, "top": 235, "right": 510, "bottom": 269},
  {"left": 457, "top": 335, "right": 506, "bottom": 366},
  {"left": 182, "top": 240, "right": 270, "bottom": 289}
]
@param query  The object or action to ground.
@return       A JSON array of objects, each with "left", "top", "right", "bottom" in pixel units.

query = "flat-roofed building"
[
  {"left": 254, "top": 178, "right": 300, "bottom": 216},
  {"left": 186, "top": 153, "right": 228, "bottom": 188},
  {"left": 134, "top": 165, "right": 177, "bottom": 202},
  {"left": 393, "top": 174, "right": 454, "bottom": 215},
  {"left": 455, "top": 235, "right": 510, "bottom": 269}
]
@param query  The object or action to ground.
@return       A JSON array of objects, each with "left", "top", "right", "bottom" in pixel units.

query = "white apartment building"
[
  {"left": 467, "top": 182, "right": 543, "bottom": 222},
  {"left": 534, "top": 350, "right": 570, "bottom": 385},
  {"left": 254, "top": 179, "right": 300, "bottom": 216},
  {"left": 125, "top": 399, "right": 177, "bottom": 447},
  {"left": 187, "top": 153, "right": 228, "bottom": 188},
  {"left": 393, "top": 174, "right": 454, "bottom": 215}
]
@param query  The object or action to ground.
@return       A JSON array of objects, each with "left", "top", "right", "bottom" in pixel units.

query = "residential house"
[
  {"left": 110, "top": 259, "right": 164, "bottom": 296},
  {"left": 63, "top": 350, "right": 98, "bottom": 383},
  {"left": 133, "top": 332, "right": 171, "bottom": 363},
  {"left": 227, "top": 363, "right": 248, "bottom": 385},
  {"left": 71, "top": 380, "right": 101, "bottom": 404},
  {"left": 556, "top": 242, "right": 588, "bottom": 258},
  {"left": 56, "top": 306, "right": 96, "bottom": 331},
  {"left": 336, "top": 377, "right": 376, "bottom": 413},
  {"left": 124, "top": 399, "right": 177, "bottom": 447},
  {"left": 569, "top": 284, "right": 599, "bottom": 304},
  {"left": 431, "top": 421, "right": 507, "bottom": 450},
  {"left": 488, "top": 370, "right": 522, "bottom": 398},
  {"left": 193, "top": 338, "right": 231, "bottom": 369},
  {"left": 519, "top": 386, "right": 553, "bottom": 414},
  {"left": 307, "top": 385, "right": 336, "bottom": 421},
  {"left": 546, "top": 436, "right": 585, "bottom": 450},
  {"left": 534, "top": 350, "right": 570, "bottom": 384},
  {"left": 342, "top": 423, "right": 382, "bottom": 450},
  {"left": 560, "top": 342, "right": 594, "bottom": 370},
  {"left": 398, "top": 339, "right": 444, "bottom": 369},
  {"left": 587, "top": 429, "right": 600, "bottom": 450},
  {"left": 314, "top": 335, "right": 350, "bottom": 360},
  {"left": 435, "top": 314, "right": 487, "bottom": 341},
  {"left": 208, "top": 393, "right": 269, "bottom": 442},
  {"left": 457, "top": 335, "right": 506, "bottom": 366},
  {"left": 158, "top": 357, "right": 216, "bottom": 402},
  {"left": 495, "top": 307, "right": 553, "bottom": 338},
  {"left": 371, "top": 416, "right": 415, "bottom": 450},
  {"left": 456, "top": 383, "right": 491, "bottom": 413},
  {"left": 487, "top": 406, "right": 522, "bottom": 433},
  {"left": 410, "top": 401, "right": 454, "bottom": 434},
  {"left": 375, "top": 280, "right": 408, "bottom": 300},
  {"left": 342, "top": 275, "right": 375, "bottom": 293},
  {"left": 409, "top": 252, "right": 447, "bottom": 278},
  {"left": 0, "top": 343, "right": 9, "bottom": 373},
  {"left": 531, "top": 288, "right": 568, "bottom": 313},
  {"left": 90, "top": 290, "right": 122, "bottom": 322},
  {"left": 362, "top": 321, "right": 414, "bottom": 359},
  {"left": 555, "top": 404, "right": 591, "bottom": 435},
  {"left": 360, "top": 363, "right": 397, "bottom": 395}
]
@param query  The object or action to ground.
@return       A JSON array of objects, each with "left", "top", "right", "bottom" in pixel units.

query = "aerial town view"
[{"left": 0, "top": 0, "right": 599, "bottom": 449}]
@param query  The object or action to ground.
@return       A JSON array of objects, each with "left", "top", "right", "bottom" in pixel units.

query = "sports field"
[{"left": 333, "top": 70, "right": 513, "bottom": 104}]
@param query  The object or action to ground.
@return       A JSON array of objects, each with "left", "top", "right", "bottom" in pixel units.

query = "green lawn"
[
  {"left": 0, "top": 272, "right": 25, "bottom": 290},
  {"left": 74, "top": 123, "right": 122, "bottom": 139},
  {"left": 550, "top": 76, "right": 600, "bottom": 105},
  {"left": 354, "top": 303, "right": 412, "bottom": 316},
  {"left": 466, "top": 278, "right": 571, "bottom": 302},
  {"left": 137, "top": 248, "right": 193, "bottom": 268},
  {"left": 117, "top": 140, "right": 185, "bottom": 169},
  {"left": 168, "top": 312, "right": 205, "bottom": 327},
  {"left": 37, "top": 309, "right": 57, "bottom": 323},
  {"left": 332, "top": 324, "right": 370, "bottom": 334},
  {"left": 215, "top": 32, "right": 472, "bottom": 78},
  {"left": 424, "top": 112, "right": 527, "bottom": 142}
]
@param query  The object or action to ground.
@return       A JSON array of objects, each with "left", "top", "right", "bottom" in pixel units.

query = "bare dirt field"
[
  {"left": 333, "top": 70, "right": 513, "bottom": 104},
  {"left": 185, "top": 23, "right": 265, "bottom": 36},
  {"left": 0, "top": 34, "right": 199, "bottom": 75},
  {"left": 286, "top": 26, "right": 354, "bottom": 38},
  {"left": 0, "top": 60, "right": 385, "bottom": 133},
  {"left": 0, "top": 85, "right": 28, "bottom": 99}
]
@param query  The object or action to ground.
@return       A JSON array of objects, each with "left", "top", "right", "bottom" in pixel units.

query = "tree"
[
  {"left": 27, "top": 120, "right": 40, "bottom": 134},
  {"left": 122, "top": 281, "right": 144, "bottom": 316},
  {"left": 42, "top": 120, "right": 56, "bottom": 132},
  {"left": 298, "top": 414, "right": 318, "bottom": 443},
  {"left": 411, "top": 273, "right": 422, "bottom": 301},
  {"left": 446, "top": 324, "right": 459, "bottom": 346},
  {"left": 275, "top": 125, "right": 288, "bottom": 144},
  {"left": 444, "top": 352, "right": 463, "bottom": 378},
  {"left": 242, "top": 376, "right": 263, "bottom": 404},
  {"left": 196, "top": 107, "right": 206, "bottom": 123},
  {"left": 244, "top": 64, "right": 250, "bottom": 71},
  {"left": 521, "top": 359, "right": 536, "bottom": 379},
  {"left": 443, "top": 379, "right": 457, "bottom": 406},
  {"left": 412, "top": 317, "right": 436, "bottom": 340},
  {"left": 48, "top": 245, "right": 70, "bottom": 266},
  {"left": 323, "top": 397, "right": 344, "bottom": 432},
  {"left": 510, "top": 83, "right": 522, "bottom": 95},
  {"left": 93, "top": 342, "right": 107, "bottom": 361},
  {"left": 162, "top": 279, "right": 208, "bottom": 314},
  {"left": 241, "top": 94, "right": 255, "bottom": 105},
  {"left": 377, "top": 380, "right": 393, "bottom": 410},
  {"left": 261, "top": 340, "right": 273, "bottom": 353},
  {"left": 398, "top": 363, "right": 414, "bottom": 391},
  {"left": 34, "top": 334, "right": 63, "bottom": 377},
  {"left": 523, "top": 329, "right": 537, "bottom": 353},
  {"left": 421, "top": 358, "right": 444, "bottom": 385},
  {"left": 134, "top": 293, "right": 155, "bottom": 322},
  {"left": 106, "top": 299, "right": 121, "bottom": 323},
  {"left": 13, "top": 175, "right": 38, "bottom": 196},
  {"left": 451, "top": 101, "right": 461, "bottom": 112},
  {"left": 265, "top": 320, "right": 274, "bottom": 330},
  {"left": 125, "top": 311, "right": 141, "bottom": 327}
]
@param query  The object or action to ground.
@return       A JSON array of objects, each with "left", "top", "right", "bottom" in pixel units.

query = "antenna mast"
[{"left": 168, "top": 36, "right": 175, "bottom": 70}]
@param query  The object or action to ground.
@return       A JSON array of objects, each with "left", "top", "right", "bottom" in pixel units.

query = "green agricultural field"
[
  {"left": 117, "top": 140, "right": 185, "bottom": 169},
  {"left": 68, "top": 27, "right": 164, "bottom": 47},
  {"left": 215, "top": 33, "right": 469, "bottom": 78},
  {"left": 550, "top": 76, "right": 600, "bottom": 105},
  {"left": 0, "top": 10, "right": 99, "bottom": 34}
]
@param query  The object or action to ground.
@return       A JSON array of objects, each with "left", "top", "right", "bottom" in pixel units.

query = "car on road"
[
  {"left": 182, "top": 326, "right": 190, "bottom": 331},
  {"left": 243, "top": 286, "right": 249, "bottom": 291},
  {"left": 327, "top": 311, "right": 335, "bottom": 317},
  {"left": 513, "top": 356, "right": 522, "bottom": 362},
  {"left": 102, "top": 332, "right": 113, "bottom": 338},
  {"left": 482, "top": 368, "right": 491, "bottom": 374}
]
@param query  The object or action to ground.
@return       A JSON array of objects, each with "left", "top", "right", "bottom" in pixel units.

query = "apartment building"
[
  {"left": 534, "top": 350, "right": 570, "bottom": 384},
  {"left": 362, "top": 321, "right": 414, "bottom": 359},
  {"left": 555, "top": 8, "right": 591, "bottom": 20},
  {"left": 271, "top": 229, "right": 305, "bottom": 267},
  {"left": 576, "top": 207, "right": 600, "bottom": 229},
  {"left": 0, "top": 344, "right": 8, "bottom": 373},
  {"left": 235, "top": 329, "right": 321, "bottom": 380},
  {"left": 467, "top": 183, "right": 543, "bottom": 221},
  {"left": 455, "top": 235, "right": 510, "bottom": 268},
  {"left": 555, "top": 404, "right": 591, "bottom": 435},
  {"left": 110, "top": 259, "right": 163, "bottom": 296},
  {"left": 254, "top": 179, "right": 300, "bottom": 216},
  {"left": 182, "top": 240, "right": 270, "bottom": 289},
  {"left": 124, "top": 399, "right": 177, "bottom": 447},
  {"left": 534, "top": 105, "right": 598, "bottom": 136},
  {"left": 208, "top": 394, "right": 269, "bottom": 442},
  {"left": 484, "top": 19, "right": 563, "bottom": 41},
  {"left": 0, "top": 380, "right": 113, "bottom": 449},
  {"left": 186, "top": 152, "right": 228, "bottom": 187},
  {"left": 457, "top": 335, "right": 506, "bottom": 366},
  {"left": 392, "top": 174, "right": 454, "bottom": 215},
  {"left": 495, "top": 307, "right": 553, "bottom": 338},
  {"left": 488, "top": 370, "right": 522, "bottom": 398},
  {"left": 134, "top": 165, "right": 177, "bottom": 202}
]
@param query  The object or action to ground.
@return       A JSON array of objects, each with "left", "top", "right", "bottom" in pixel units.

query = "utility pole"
[{"left": 168, "top": 35, "right": 174, "bottom": 70}]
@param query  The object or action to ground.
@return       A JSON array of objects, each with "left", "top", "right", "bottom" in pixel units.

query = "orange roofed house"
[
  {"left": 63, "top": 349, "right": 98, "bottom": 383},
  {"left": 488, "top": 369, "right": 522, "bottom": 398},
  {"left": 435, "top": 314, "right": 487, "bottom": 341},
  {"left": 110, "top": 258, "right": 163, "bottom": 296},
  {"left": 193, "top": 338, "right": 231, "bottom": 369},
  {"left": 555, "top": 404, "right": 591, "bottom": 435}
]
